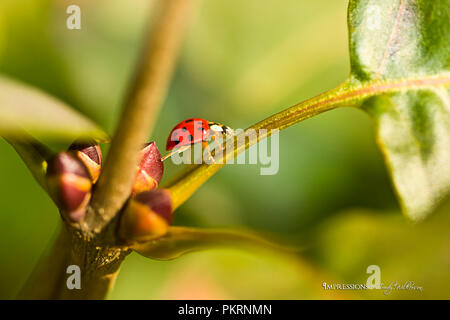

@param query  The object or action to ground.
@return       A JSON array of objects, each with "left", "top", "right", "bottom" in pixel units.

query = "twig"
[
  {"left": 19, "top": 0, "right": 195, "bottom": 300},
  {"left": 165, "top": 82, "right": 351, "bottom": 209},
  {"left": 88, "top": 0, "right": 195, "bottom": 231},
  {"left": 166, "top": 75, "right": 450, "bottom": 209}
]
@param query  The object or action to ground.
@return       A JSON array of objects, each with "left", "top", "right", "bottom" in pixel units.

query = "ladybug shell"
[{"left": 166, "top": 118, "right": 210, "bottom": 151}]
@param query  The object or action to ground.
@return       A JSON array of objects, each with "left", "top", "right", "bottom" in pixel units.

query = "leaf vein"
[{"left": 376, "top": 0, "right": 409, "bottom": 78}]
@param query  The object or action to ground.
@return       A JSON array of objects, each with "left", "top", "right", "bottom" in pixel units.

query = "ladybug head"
[{"left": 208, "top": 122, "right": 234, "bottom": 137}]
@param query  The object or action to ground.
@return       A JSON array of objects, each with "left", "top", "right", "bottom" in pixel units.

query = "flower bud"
[
  {"left": 68, "top": 140, "right": 102, "bottom": 183},
  {"left": 46, "top": 152, "right": 92, "bottom": 222},
  {"left": 132, "top": 142, "right": 164, "bottom": 194},
  {"left": 119, "top": 189, "right": 172, "bottom": 242}
]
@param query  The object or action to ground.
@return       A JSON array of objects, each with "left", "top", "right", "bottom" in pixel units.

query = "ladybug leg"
[{"left": 202, "top": 141, "right": 216, "bottom": 164}]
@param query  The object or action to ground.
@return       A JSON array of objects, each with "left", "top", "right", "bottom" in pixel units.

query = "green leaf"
[
  {"left": 0, "top": 75, "right": 108, "bottom": 142},
  {"left": 348, "top": 0, "right": 450, "bottom": 221},
  {"left": 132, "top": 227, "right": 294, "bottom": 260},
  {"left": 3, "top": 133, "right": 52, "bottom": 192}
]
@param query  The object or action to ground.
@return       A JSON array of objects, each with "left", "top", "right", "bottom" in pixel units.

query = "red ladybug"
[{"left": 161, "top": 118, "right": 233, "bottom": 161}]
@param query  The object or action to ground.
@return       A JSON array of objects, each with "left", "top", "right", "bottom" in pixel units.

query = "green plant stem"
[
  {"left": 87, "top": 0, "right": 195, "bottom": 232},
  {"left": 166, "top": 75, "right": 450, "bottom": 210}
]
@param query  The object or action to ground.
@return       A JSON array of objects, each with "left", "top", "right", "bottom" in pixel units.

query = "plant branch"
[
  {"left": 88, "top": 0, "right": 195, "bottom": 231},
  {"left": 19, "top": 0, "right": 196, "bottom": 300},
  {"left": 166, "top": 75, "right": 450, "bottom": 210}
]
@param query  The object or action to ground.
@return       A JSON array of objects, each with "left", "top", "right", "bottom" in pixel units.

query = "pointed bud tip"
[
  {"left": 68, "top": 140, "right": 102, "bottom": 165},
  {"left": 139, "top": 142, "right": 163, "bottom": 183},
  {"left": 132, "top": 142, "right": 164, "bottom": 194},
  {"left": 68, "top": 140, "right": 102, "bottom": 183}
]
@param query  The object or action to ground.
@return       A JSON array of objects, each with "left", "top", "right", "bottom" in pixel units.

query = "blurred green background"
[{"left": 0, "top": 0, "right": 449, "bottom": 299}]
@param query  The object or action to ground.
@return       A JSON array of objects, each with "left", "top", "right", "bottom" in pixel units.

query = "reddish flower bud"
[
  {"left": 46, "top": 152, "right": 92, "bottom": 222},
  {"left": 119, "top": 189, "right": 172, "bottom": 242},
  {"left": 132, "top": 142, "right": 164, "bottom": 194},
  {"left": 68, "top": 140, "right": 102, "bottom": 183}
]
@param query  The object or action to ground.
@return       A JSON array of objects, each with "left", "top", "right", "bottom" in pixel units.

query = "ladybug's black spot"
[
  {"left": 184, "top": 119, "right": 193, "bottom": 123},
  {"left": 188, "top": 135, "right": 193, "bottom": 141},
  {"left": 174, "top": 140, "right": 180, "bottom": 145},
  {"left": 198, "top": 127, "right": 204, "bottom": 131},
  {"left": 181, "top": 127, "right": 188, "bottom": 132}
]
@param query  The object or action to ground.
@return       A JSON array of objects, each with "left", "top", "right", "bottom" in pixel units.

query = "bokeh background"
[{"left": 0, "top": 0, "right": 449, "bottom": 299}]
